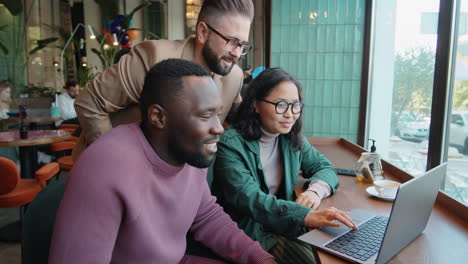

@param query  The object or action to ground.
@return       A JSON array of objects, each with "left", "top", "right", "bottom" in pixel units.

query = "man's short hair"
[
  {"left": 64, "top": 81, "right": 77, "bottom": 90},
  {"left": 140, "top": 59, "right": 210, "bottom": 122},
  {"left": 197, "top": 0, "right": 254, "bottom": 24},
  {"left": 0, "top": 81, "right": 10, "bottom": 90}
]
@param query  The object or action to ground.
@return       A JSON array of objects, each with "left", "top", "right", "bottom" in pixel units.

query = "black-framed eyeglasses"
[
  {"left": 205, "top": 23, "right": 252, "bottom": 56},
  {"left": 259, "top": 99, "right": 303, "bottom": 114}
]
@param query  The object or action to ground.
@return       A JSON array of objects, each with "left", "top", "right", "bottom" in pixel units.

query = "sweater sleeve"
[
  {"left": 74, "top": 40, "right": 157, "bottom": 146},
  {"left": 300, "top": 137, "right": 339, "bottom": 194},
  {"left": 213, "top": 136, "right": 311, "bottom": 238},
  {"left": 48, "top": 161, "right": 124, "bottom": 263},
  {"left": 190, "top": 181, "right": 274, "bottom": 264}
]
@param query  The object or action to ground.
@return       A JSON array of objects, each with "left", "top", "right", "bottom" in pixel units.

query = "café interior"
[{"left": 0, "top": 0, "right": 467, "bottom": 263}]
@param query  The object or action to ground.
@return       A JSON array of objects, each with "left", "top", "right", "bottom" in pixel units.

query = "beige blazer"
[{"left": 73, "top": 37, "right": 243, "bottom": 159}]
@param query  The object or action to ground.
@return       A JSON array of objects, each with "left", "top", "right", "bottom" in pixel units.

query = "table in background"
[
  {"left": 308, "top": 137, "right": 468, "bottom": 264},
  {"left": 0, "top": 130, "right": 70, "bottom": 178},
  {"left": 3, "top": 116, "right": 62, "bottom": 130},
  {"left": 2, "top": 108, "right": 62, "bottom": 130}
]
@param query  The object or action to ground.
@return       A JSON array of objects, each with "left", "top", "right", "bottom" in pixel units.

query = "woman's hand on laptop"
[{"left": 305, "top": 207, "right": 358, "bottom": 230}]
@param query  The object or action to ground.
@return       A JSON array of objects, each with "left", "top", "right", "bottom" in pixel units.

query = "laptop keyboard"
[{"left": 324, "top": 216, "right": 389, "bottom": 261}]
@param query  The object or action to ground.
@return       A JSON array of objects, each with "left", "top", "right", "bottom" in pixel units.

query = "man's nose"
[
  {"left": 211, "top": 115, "right": 225, "bottom": 135},
  {"left": 229, "top": 46, "right": 242, "bottom": 60}
]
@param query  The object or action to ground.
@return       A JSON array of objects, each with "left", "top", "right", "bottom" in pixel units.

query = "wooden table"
[
  {"left": 2, "top": 108, "right": 63, "bottom": 130},
  {"left": 3, "top": 116, "right": 62, "bottom": 130},
  {"left": 308, "top": 137, "right": 468, "bottom": 264},
  {"left": 0, "top": 130, "right": 70, "bottom": 178}
]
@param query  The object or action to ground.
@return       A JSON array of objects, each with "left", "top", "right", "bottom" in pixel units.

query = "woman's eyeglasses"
[{"left": 259, "top": 99, "right": 303, "bottom": 114}]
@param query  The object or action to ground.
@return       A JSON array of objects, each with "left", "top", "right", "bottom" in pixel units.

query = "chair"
[
  {"left": 50, "top": 124, "right": 79, "bottom": 172},
  {"left": 57, "top": 124, "right": 80, "bottom": 139},
  {"left": 0, "top": 157, "right": 59, "bottom": 209},
  {"left": 57, "top": 124, "right": 79, "bottom": 134},
  {"left": 50, "top": 140, "right": 76, "bottom": 171},
  {"left": 0, "top": 157, "right": 59, "bottom": 243},
  {"left": 22, "top": 179, "right": 66, "bottom": 264}
]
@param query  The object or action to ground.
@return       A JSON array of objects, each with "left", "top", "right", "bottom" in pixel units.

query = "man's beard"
[
  {"left": 169, "top": 134, "right": 215, "bottom": 168},
  {"left": 202, "top": 41, "right": 236, "bottom": 76}
]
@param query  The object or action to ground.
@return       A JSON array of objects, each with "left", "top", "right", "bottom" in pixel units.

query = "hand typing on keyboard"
[
  {"left": 305, "top": 207, "right": 358, "bottom": 230},
  {"left": 324, "top": 216, "right": 388, "bottom": 261}
]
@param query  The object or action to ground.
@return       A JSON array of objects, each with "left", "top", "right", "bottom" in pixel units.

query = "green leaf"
[
  {"left": 122, "top": 1, "right": 151, "bottom": 28},
  {"left": 91, "top": 48, "right": 107, "bottom": 69},
  {"left": 0, "top": 41, "right": 8, "bottom": 55},
  {"left": 29, "top": 37, "right": 59, "bottom": 55},
  {"left": 29, "top": 46, "right": 43, "bottom": 55},
  {"left": 0, "top": 25, "right": 9, "bottom": 32},
  {"left": 37, "top": 37, "right": 59, "bottom": 46}
]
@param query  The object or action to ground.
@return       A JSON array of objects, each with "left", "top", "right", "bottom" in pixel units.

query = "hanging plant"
[{"left": 103, "top": 1, "right": 150, "bottom": 48}]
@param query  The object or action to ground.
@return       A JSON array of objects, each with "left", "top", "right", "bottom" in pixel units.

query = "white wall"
[
  {"left": 83, "top": 0, "right": 102, "bottom": 73},
  {"left": 168, "top": 0, "right": 185, "bottom": 40}
]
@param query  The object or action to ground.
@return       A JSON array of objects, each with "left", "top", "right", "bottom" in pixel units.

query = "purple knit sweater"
[{"left": 49, "top": 123, "right": 273, "bottom": 264}]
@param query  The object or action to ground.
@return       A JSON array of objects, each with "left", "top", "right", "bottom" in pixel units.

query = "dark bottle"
[
  {"left": 19, "top": 124, "right": 28, "bottom": 139},
  {"left": 18, "top": 105, "right": 28, "bottom": 139}
]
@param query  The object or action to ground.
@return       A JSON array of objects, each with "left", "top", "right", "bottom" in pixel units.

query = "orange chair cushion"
[
  {"left": 35, "top": 162, "right": 60, "bottom": 183},
  {"left": 50, "top": 141, "right": 76, "bottom": 152},
  {"left": 0, "top": 157, "right": 20, "bottom": 195},
  {"left": 57, "top": 156, "right": 74, "bottom": 171},
  {"left": 58, "top": 124, "right": 79, "bottom": 130},
  {"left": 0, "top": 179, "right": 42, "bottom": 208},
  {"left": 59, "top": 128, "right": 76, "bottom": 134}
]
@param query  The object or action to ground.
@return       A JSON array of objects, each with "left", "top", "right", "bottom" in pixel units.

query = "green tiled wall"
[
  {"left": 0, "top": 7, "right": 26, "bottom": 93},
  {"left": 271, "top": 0, "right": 365, "bottom": 142}
]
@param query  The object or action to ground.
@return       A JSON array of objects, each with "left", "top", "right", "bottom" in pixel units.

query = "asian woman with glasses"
[{"left": 211, "top": 68, "right": 357, "bottom": 264}]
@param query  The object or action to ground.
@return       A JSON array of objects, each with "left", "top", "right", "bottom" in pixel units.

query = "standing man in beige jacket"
[{"left": 73, "top": 0, "right": 254, "bottom": 159}]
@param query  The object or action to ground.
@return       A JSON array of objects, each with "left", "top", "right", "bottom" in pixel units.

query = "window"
[
  {"left": 145, "top": 1, "right": 167, "bottom": 39},
  {"left": 445, "top": 0, "right": 468, "bottom": 205},
  {"left": 368, "top": 0, "right": 439, "bottom": 176},
  {"left": 370, "top": 0, "right": 468, "bottom": 206}
]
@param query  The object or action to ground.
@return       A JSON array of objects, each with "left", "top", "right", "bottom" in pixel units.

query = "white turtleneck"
[
  {"left": 258, "top": 127, "right": 332, "bottom": 199},
  {"left": 259, "top": 128, "right": 283, "bottom": 194}
]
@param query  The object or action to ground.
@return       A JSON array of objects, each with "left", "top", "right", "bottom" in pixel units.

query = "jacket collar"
[
  {"left": 245, "top": 138, "right": 260, "bottom": 155},
  {"left": 181, "top": 36, "right": 195, "bottom": 62}
]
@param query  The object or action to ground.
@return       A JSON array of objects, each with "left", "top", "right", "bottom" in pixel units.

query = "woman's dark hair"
[{"left": 233, "top": 67, "right": 304, "bottom": 150}]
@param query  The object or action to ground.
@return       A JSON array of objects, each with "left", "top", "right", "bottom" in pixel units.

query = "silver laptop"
[{"left": 298, "top": 163, "right": 447, "bottom": 264}]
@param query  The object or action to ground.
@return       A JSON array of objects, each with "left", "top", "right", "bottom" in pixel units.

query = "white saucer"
[{"left": 366, "top": 186, "right": 396, "bottom": 201}]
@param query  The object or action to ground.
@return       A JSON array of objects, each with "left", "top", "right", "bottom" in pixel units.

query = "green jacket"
[{"left": 212, "top": 127, "right": 339, "bottom": 250}]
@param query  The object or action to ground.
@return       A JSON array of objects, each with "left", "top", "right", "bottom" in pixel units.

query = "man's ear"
[
  {"left": 196, "top": 21, "right": 209, "bottom": 44},
  {"left": 147, "top": 104, "right": 166, "bottom": 129}
]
